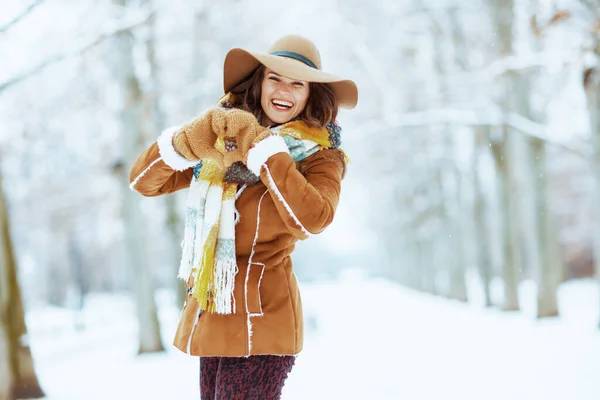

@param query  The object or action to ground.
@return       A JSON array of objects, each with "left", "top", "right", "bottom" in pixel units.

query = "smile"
[{"left": 271, "top": 99, "right": 293, "bottom": 110}]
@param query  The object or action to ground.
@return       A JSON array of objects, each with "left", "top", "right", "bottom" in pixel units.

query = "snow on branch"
[
  {"left": 0, "top": 0, "right": 46, "bottom": 33},
  {"left": 506, "top": 112, "right": 588, "bottom": 158},
  {"left": 0, "top": 12, "right": 153, "bottom": 94},
  {"left": 578, "top": 0, "right": 600, "bottom": 18},
  {"left": 478, "top": 51, "right": 579, "bottom": 80},
  {"left": 351, "top": 108, "right": 589, "bottom": 158}
]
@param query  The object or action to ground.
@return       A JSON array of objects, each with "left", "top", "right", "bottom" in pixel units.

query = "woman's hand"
[
  {"left": 171, "top": 107, "right": 270, "bottom": 169},
  {"left": 218, "top": 109, "right": 271, "bottom": 168},
  {"left": 171, "top": 108, "right": 227, "bottom": 168}
]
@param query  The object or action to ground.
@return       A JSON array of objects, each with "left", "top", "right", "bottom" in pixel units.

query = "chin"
[{"left": 268, "top": 113, "right": 293, "bottom": 124}]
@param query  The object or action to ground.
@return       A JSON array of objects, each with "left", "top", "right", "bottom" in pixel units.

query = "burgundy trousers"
[{"left": 200, "top": 355, "right": 296, "bottom": 400}]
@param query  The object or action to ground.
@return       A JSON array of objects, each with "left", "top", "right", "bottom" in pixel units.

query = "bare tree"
[
  {"left": 581, "top": 0, "right": 600, "bottom": 327},
  {"left": 520, "top": 1, "right": 561, "bottom": 317},
  {"left": 0, "top": 14, "right": 151, "bottom": 95},
  {"left": 529, "top": 138, "right": 560, "bottom": 317},
  {"left": 0, "top": 0, "right": 46, "bottom": 33},
  {"left": 473, "top": 127, "right": 494, "bottom": 307},
  {"left": 113, "top": 0, "right": 164, "bottom": 354},
  {"left": 490, "top": 0, "right": 521, "bottom": 311},
  {"left": 0, "top": 172, "right": 44, "bottom": 400},
  {"left": 423, "top": 8, "right": 468, "bottom": 302},
  {"left": 142, "top": 0, "right": 187, "bottom": 308}
]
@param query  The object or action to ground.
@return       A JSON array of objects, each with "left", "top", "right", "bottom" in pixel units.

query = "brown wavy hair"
[{"left": 221, "top": 65, "right": 338, "bottom": 128}]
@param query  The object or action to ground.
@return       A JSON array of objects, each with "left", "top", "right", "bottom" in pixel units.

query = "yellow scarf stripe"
[
  {"left": 277, "top": 121, "right": 332, "bottom": 148},
  {"left": 192, "top": 224, "right": 219, "bottom": 310},
  {"left": 223, "top": 183, "right": 237, "bottom": 200},
  {"left": 196, "top": 159, "right": 226, "bottom": 183}
]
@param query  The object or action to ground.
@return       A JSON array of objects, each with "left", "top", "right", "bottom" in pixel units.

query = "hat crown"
[{"left": 268, "top": 35, "right": 322, "bottom": 70}]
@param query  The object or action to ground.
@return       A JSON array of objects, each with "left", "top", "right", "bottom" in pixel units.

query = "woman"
[{"left": 129, "top": 35, "right": 358, "bottom": 399}]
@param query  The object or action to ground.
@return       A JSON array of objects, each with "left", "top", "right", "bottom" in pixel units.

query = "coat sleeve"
[
  {"left": 129, "top": 126, "right": 197, "bottom": 197},
  {"left": 246, "top": 135, "right": 345, "bottom": 240}
]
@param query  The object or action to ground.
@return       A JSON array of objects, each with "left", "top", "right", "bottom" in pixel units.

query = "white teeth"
[{"left": 272, "top": 99, "right": 292, "bottom": 108}]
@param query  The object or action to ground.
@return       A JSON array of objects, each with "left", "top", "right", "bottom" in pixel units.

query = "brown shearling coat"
[{"left": 129, "top": 135, "right": 344, "bottom": 357}]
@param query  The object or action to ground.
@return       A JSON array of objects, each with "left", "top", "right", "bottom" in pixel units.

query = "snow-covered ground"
[{"left": 27, "top": 270, "right": 600, "bottom": 400}]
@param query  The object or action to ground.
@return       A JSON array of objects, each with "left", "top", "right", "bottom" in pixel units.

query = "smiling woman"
[
  {"left": 261, "top": 69, "right": 310, "bottom": 125},
  {"left": 220, "top": 65, "right": 339, "bottom": 130},
  {"left": 128, "top": 34, "right": 358, "bottom": 399}
]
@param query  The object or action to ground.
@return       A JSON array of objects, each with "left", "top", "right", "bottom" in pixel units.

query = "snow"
[{"left": 26, "top": 271, "right": 600, "bottom": 400}]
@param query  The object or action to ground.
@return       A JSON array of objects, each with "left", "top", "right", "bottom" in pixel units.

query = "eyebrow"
[{"left": 267, "top": 71, "right": 305, "bottom": 84}]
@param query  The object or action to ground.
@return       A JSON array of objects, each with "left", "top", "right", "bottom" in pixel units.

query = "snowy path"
[{"left": 28, "top": 274, "right": 600, "bottom": 400}]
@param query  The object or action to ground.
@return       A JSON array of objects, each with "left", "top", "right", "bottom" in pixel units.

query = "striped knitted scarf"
[{"left": 177, "top": 118, "right": 345, "bottom": 315}]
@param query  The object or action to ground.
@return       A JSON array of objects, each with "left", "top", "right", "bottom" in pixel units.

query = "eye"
[
  {"left": 292, "top": 82, "right": 305, "bottom": 87},
  {"left": 269, "top": 76, "right": 281, "bottom": 82}
]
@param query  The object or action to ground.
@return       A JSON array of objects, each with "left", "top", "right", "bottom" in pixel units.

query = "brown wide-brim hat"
[{"left": 223, "top": 35, "right": 358, "bottom": 109}]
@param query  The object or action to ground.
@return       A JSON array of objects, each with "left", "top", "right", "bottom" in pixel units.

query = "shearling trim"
[
  {"left": 187, "top": 309, "right": 202, "bottom": 355},
  {"left": 247, "top": 262, "right": 265, "bottom": 317},
  {"left": 246, "top": 135, "right": 290, "bottom": 175},
  {"left": 234, "top": 184, "right": 248, "bottom": 225},
  {"left": 157, "top": 125, "right": 198, "bottom": 171},
  {"left": 245, "top": 189, "right": 269, "bottom": 354},
  {"left": 263, "top": 165, "right": 312, "bottom": 238},
  {"left": 129, "top": 156, "right": 162, "bottom": 191}
]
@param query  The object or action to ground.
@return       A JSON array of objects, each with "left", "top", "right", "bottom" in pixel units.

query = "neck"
[
  {"left": 261, "top": 114, "right": 274, "bottom": 127},
  {"left": 261, "top": 114, "right": 299, "bottom": 128}
]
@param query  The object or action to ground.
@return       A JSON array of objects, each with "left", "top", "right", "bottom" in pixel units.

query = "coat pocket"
[{"left": 245, "top": 262, "right": 265, "bottom": 316}]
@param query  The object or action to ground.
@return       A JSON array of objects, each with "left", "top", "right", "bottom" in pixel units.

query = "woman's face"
[{"left": 260, "top": 68, "right": 310, "bottom": 126}]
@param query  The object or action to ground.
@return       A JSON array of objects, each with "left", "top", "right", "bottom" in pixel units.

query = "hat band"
[{"left": 270, "top": 51, "right": 318, "bottom": 69}]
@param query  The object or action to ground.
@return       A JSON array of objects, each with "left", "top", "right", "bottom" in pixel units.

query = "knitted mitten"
[
  {"left": 172, "top": 108, "right": 270, "bottom": 169},
  {"left": 172, "top": 108, "right": 227, "bottom": 169},
  {"left": 218, "top": 109, "right": 271, "bottom": 167}
]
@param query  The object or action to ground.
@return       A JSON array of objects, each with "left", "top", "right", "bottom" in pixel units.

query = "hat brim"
[{"left": 223, "top": 48, "right": 358, "bottom": 109}]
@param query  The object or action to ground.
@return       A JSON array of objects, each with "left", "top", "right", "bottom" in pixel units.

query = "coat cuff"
[
  {"left": 156, "top": 126, "right": 198, "bottom": 171},
  {"left": 246, "top": 135, "right": 290, "bottom": 175}
]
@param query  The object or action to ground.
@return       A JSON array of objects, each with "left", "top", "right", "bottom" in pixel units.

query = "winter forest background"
[{"left": 1, "top": 0, "right": 600, "bottom": 399}]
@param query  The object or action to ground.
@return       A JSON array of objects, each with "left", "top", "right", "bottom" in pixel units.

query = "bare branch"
[
  {"left": 348, "top": 108, "right": 590, "bottom": 158},
  {"left": 579, "top": 0, "right": 600, "bottom": 18},
  {"left": 0, "top": 0, "right": 46, "bottom": 33},
  {"left": 0, "top": 13, "right": 153, "bottom": 95}
]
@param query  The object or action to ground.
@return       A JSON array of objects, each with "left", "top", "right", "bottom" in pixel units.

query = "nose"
[{"left": 275, "top": 81, "right": 292, "bottom": 93}]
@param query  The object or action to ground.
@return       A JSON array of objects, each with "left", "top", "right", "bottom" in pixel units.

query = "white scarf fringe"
[{"left": 177, "top": 134, "right": 324, "bottom": 315}]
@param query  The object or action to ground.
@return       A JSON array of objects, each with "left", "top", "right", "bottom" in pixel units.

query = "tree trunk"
[
  {"left": 491, "top": 0, "right": 521, "bottom": 311},
  {"left": 0, "top": 173, "right": 44, "bottom": 400},
  {"left": 448, "top": 166, "right": 468, "bottom": 302},
  {"left": 405, "top": 239, "right": 421, "bottom": 290},
  {"left": 519, "top": 134, "right": 545, "bottom": 312},
  {"left": 584, "top": 47, "right": 600, "bottom": 327},
  {"left": 581, "top": 0, "right": 600, "bottom": 327},
  {"left": 164, "top": 196, "right": 186, "bottom": 307},
  {"left": 436, "top": 158, "right": 467, "bottom": 301},
  {"left": 413, "top": 240, "right": 425, "bottom": 292},
  {"left": 530, "top": 139, "right": 559, "bottom": 317},
  {"left": 519, "top": 0, "right": 560, "bottom": 319},
  {"left": 114, "top": 0, "right": 164, "bottom": 354},
  {"left": 420, "top": 238, "right": 436, "bottom": 295},
  {"left": 144, "top": 2, "right": 187, "bottom": 308},
  {"left": 511, "top": 70, "right": 559, "bottom": 317},
  {"left": 490, "top": 133, "right": 521, "bottom": 311},
  {"left": 430, "top": 11, "right": 468, "bottom": 302},
  {"left": 46, "top": 232, "right": 69, "bottom": 306},
  {"left": 69, "top": 235, "right": 88, "bottom": 331},
  {"left": 473, "top": 127, "right": 494, "bottom": 307}
]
